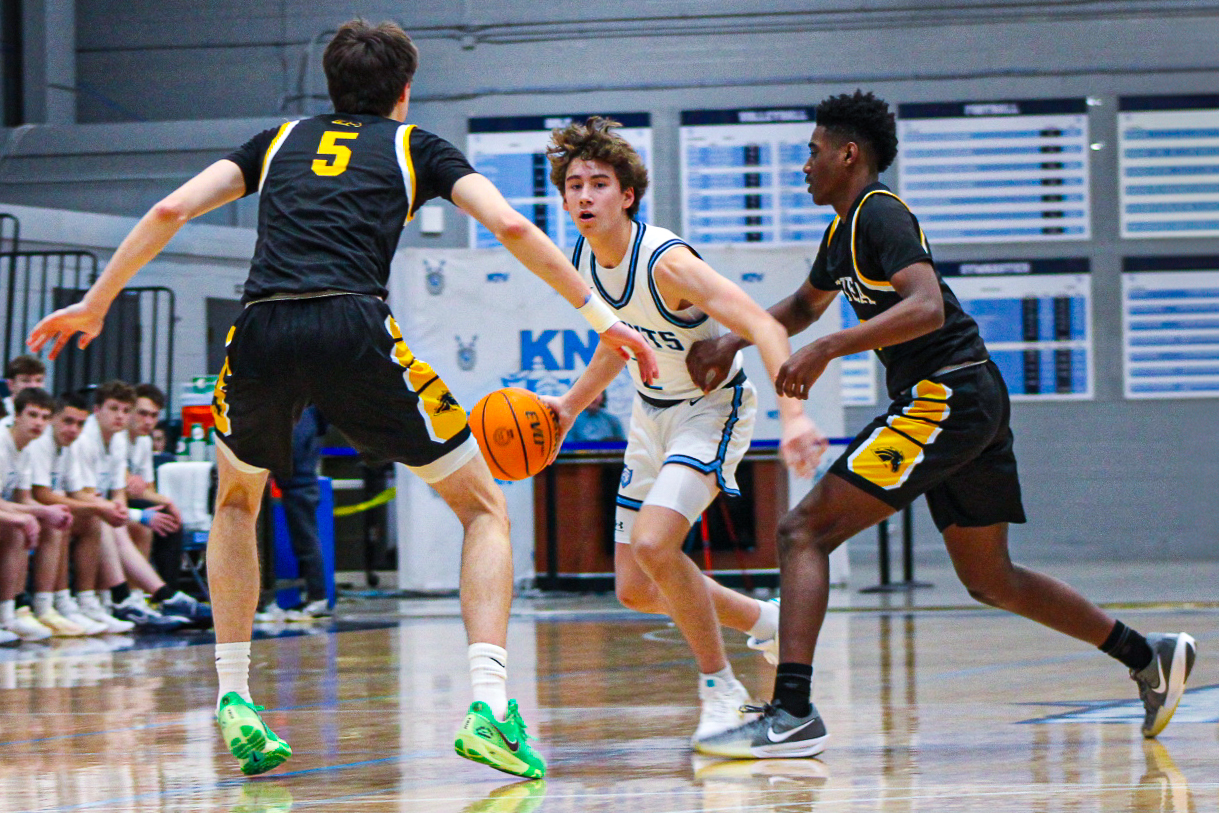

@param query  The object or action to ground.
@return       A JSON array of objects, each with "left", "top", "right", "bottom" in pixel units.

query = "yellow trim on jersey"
[
  {"left": 827, "top": 215, "right": 841, "bottom": 244},
  {"left": 849, "top": 189, "right": 930, "bottom": 292},
  {"left": 259, "top": 121, "right": 295, "bottom": 191},
  {"left": 402, "top": 124, "right": 419, "bottom": 222}
]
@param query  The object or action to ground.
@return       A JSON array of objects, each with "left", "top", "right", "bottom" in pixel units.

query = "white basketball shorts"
[{"left": 614, "top": 377, "right": 756, "bottom": 544}]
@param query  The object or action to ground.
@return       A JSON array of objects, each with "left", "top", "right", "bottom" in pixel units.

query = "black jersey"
[
  {"left": 226, "top": 113, "right": 476, "bottom": 303},
  {"left": 808, "top": 182, "right": 988, "bottom": 399}
]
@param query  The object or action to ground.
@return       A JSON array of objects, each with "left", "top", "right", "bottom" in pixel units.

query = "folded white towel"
[{"left": 157, "top": 461, "right": 214, "bottom": 531}]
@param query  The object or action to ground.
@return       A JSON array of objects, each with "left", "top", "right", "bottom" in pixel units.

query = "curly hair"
[
  {"left": 547, "top": 117, "right": 649, "bottom": 218},
  {"left": 814, "top": 90, "right": 899, "bottom": 173}
]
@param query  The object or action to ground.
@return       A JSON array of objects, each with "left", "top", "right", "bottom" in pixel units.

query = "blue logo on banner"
[
  {"left": 500, "top": 329, "right": 598, "bottom": 394},
  {"left": 456, "top": 335, "right": 478, "bottom": 371},
  {"left": 424, "top": 259, "right": 445, "bottom": 295},
  {"left": 486, "top": 272, "right": 510, "bottom": 282},
  {"left": 742, "top": 272, "right": 764, "bottom": 282}
]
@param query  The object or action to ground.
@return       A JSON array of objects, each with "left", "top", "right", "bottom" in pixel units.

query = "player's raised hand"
[
  {"left": 779, "top": 414, "right": 828, "bottom": 479},
  {"left": 600, "top": 322, "right": 660, "bottom": 384},
  {"left": 686, "top": 335, "right": 738, "bottom": 393},
  {"left": 775, "top": 342, "right": 831, "bottom": 400},
  {"left": 27, "top": 301, "right": 107, "bottom": 360}
]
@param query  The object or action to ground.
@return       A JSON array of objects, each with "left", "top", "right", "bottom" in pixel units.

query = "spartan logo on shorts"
[
  {"left": 874, "top": 447, "right": 905, "bottom": 473},
  {"left": 435, "top": 391, "right": 461, "bottom": 414}
]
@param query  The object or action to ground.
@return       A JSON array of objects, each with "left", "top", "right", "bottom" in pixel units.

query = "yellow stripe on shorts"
[
  {"left": 847, "top": 426, "right": 926, "bottom": 490},
  {"left": 385, "top": 316, "right": 466, "bottom": 442}
]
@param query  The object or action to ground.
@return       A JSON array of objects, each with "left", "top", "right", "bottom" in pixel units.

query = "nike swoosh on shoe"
[{"left": 766, "top": 717, "right": 820, "bottom": 743}]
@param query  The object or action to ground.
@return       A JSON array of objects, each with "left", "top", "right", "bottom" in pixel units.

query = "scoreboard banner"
[
  {"left": 679, "top": 107, "right": 834, "bottom": 245},
  {"left": 1119, "top": 95, "right": 1219, "bottom": 239},
  {"left": 939, "top": 259, "right": 1093, "bottom": 400},
  {"left": 1122, "top": 255, "right": 1219, "bottom": 399},
  {"left": 388, "top": 246, "right": 845, "bottom": 590},
  {"left": 897, "top": 98, "right": 1092, "bottom": 244},
  {"left": 467, "top": 113, "right": 653, "bottom": 249}
]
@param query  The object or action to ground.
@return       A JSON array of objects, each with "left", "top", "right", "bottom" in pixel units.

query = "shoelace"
[
  {"left": 504, "top": 700, "right": 532, "bottom": 742},
  {"left": 740, "top": 703, "right": 775, "bottom": 716}
]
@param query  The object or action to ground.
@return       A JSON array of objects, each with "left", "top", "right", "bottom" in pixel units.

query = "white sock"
[
  {"left": 215, "top": 641, "right": 253, "bottom": 710},
  {"left": 699, "top": 664, "right": 736, "bottom": 691},
  {"left": 0, "top": 600, "right": 14, "bottom": 624},
  {"left": 33, "top": 593, "right": 54, "bottom": 617},
  {"left": 748, "top": 598, "right": 779, "bottom": 641},
  {"left": 54, "top": 589, "right": 72, "bottom": 608},
  {"left": 130, "top": 588, "right": 146, "bottom": 602},
  {"left": 76, "top": 590, "right": 98, "bottom": 609},
  {"left": 468, "top": 643, "right": 509, "bottom": 720}
]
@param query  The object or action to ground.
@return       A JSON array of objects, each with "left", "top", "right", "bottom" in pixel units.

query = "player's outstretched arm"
[
  {"left": 654, "top": 249, "right": 827, "bottom": 477},
  {"left": 686, "top": 279, "right": 838, "bottom": 393},
  {"left": 541, "top": 342, "right": 627, "bottom": 440},
  {"left": 450, "top": 174, "right": 660, "bottom": 383},
  {"left": 776, "top": 261, "right": 943, "bottom": 399},
  {"left": 28, "top": 160, "right": 248, "bottom": 359}
]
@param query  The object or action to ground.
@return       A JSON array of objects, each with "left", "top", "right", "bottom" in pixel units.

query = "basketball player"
[
  {"left": 29, "top": 20, "right": 658, "bottom": 779},
  {"left": 688, "top": 91, "right": 1196, "bottom": 758},
  {"left": 540, "top": 117, "right": 829, "bottom": 749}
]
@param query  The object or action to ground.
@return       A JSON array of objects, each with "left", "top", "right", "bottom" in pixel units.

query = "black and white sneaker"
[
  {"left": 1132, "top": 632, "right": 1196, "bottom": 738},
  {"left": 693, "top": 703, "right": 829, "bottom": 759}
]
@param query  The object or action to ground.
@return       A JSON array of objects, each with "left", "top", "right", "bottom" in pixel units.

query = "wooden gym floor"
[{"left": 0, "top": 577, "right": 1216, "bottom": 812}]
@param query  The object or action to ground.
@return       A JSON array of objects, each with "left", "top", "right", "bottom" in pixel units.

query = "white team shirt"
[
  {"left": 0, "top": 396, "right": 13, "bottom": 429},
  {"left": 0, "top": 427, "right": 32, "bottom": 500},
  {"left": 572, "top": 221, "right": 743, "bottom": 401},
  {"left": 127, "top": 433, "right": 155, "bottom": 483},
  {"left": 75, "top": 415, "right": 128, "bottom": 496},
  {"left": 27, "top": 430, "right": 83, "bottom": 495}
]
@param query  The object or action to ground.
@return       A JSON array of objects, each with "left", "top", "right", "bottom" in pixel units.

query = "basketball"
[{"left": 469, "top": 387, "right": 558, "bottom": 481}]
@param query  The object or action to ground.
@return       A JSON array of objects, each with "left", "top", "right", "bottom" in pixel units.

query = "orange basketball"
[{"left": 469, "top": 388, "right": 558, "bottom": 481}]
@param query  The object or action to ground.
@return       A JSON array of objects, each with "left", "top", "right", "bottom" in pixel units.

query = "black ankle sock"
[
  {"left": 773, "top": 663, "right": 813, "bottom": 717},
  {"left": 151, "top": 585, "right": 175, "bottom": 603},
  {"left": 109, "top": 582, "right": 130, "bottom": 604},
  {"left": 1100, "top": 620, "right": 1153, "bottom": 671}
]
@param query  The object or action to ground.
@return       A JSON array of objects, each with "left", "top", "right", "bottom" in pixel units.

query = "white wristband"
[
  {"left": 577, "top": 294, "right": 620, "bottom": 334},
  {"left": 127, "top": 507, "right": 142, "bottom": 524}
]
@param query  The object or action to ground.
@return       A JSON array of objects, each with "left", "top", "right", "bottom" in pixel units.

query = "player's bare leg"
[
  {"left": 616, "top": 544, "right": 766, "bottom": 634},
  {"left": 943, "top": 523, "right": 1116, "bottom": 645},
  {"left": 432, "top": 452, "right": 546, "bottom": 778},
  {"left": 209, "top": 439, "right": 291, "bottom": 775}
]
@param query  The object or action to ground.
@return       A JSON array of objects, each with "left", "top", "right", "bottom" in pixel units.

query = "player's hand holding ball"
[{"left": 469, "top": 388, "right": 560, "bottom": 480}]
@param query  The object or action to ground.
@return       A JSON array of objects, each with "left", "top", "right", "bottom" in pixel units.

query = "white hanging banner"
[{"left": 388, "top": 245, "right": 845, "bottom": 591}]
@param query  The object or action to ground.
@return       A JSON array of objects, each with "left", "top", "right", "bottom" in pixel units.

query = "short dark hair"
[
  {"left": 814, "top": 90, "right": 899, "bottom": 173},
  {"left": 14, "top": 387, "right": 53, "bottom": 415},
  {"left": 323, "top": 19, "right": 419, "bottom": 116},
  {"left": 93, "top": 380, "right": 136, "bottom": 407},
  {"left": 5, "top": 355, "right": 45, "bottom": 379},
  {"left": 134, "top": 383, "right": 166, "bottom": 409},
  {"left": 54, "top": 391, "right": 90, "bottom": 413},
  {"left": 547, "top": 117, "right": 649, "bottom": 218}
]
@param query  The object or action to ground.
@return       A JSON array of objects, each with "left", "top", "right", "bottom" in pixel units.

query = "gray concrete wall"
[{"left": 0, "top": 1, "right": 1214, "bottom": 560}]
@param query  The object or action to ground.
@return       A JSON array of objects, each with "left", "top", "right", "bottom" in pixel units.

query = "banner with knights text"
[{"left": 388, "top": 246, "right": 845, "bottom": 591}]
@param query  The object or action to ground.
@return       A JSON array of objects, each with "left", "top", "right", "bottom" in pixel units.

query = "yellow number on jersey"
[{"left": 312, "top": 131, "right": 359, "bottom": 176}]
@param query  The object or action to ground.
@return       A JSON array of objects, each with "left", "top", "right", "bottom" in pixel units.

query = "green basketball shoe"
[
  {"left": 216, "top": 692, "right": 293, "bottom": 776},
  {"left": 454, "top": 699, "right": 546, "bottom": 779}
]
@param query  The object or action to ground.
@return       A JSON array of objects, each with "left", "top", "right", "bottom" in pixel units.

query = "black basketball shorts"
[
  {"left": 829, "top": 360, "right": 1027, "bottom": 531},
  {"left": 211, "top": 294, "right": 477, "bottom": 482}
]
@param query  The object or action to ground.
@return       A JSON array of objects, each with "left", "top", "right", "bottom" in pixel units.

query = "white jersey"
[
  {"left": 127, "top": 433, "right": 155, "bottom": 483},
  {"left": 27, "top": 431, "right": 83, "bottom": 494},
  {"left": 0, "top": 427, "right": 31, "bottom": 500},
  {"left": 75, "top": 415, "right": 128, "bottom": 496},
  {"left": 573, "top": 221, "right": 743, "bottom": 401},
  {"left": 0, "top": 395, "right": 13, "bottom": 429}
]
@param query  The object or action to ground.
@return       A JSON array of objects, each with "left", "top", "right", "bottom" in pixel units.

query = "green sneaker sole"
[
  {"left": 454, "top": 730, "right": 544, "bottom": 779},
  {"left": 227, "top": 724, "right": 292, "bottom": 776}
]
